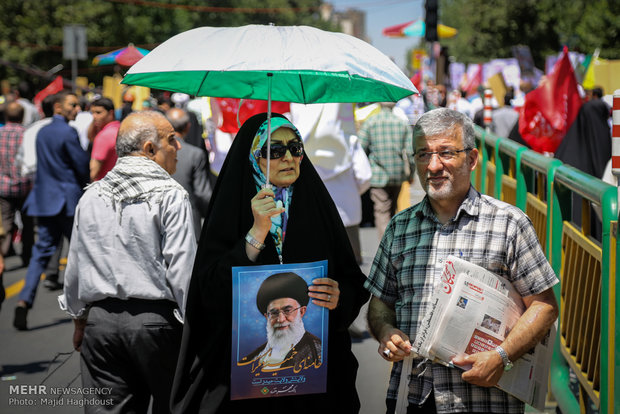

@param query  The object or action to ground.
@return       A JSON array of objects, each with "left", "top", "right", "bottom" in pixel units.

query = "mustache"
[
  {"left": 272, "top": 322, "right": 290, "bottom": 328},
  {"left": 426, "top": 172, "right": 448, "bottom": 179}
]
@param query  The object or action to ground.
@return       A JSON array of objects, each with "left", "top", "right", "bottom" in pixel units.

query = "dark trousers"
[
  {"left": 0, "top": 196, "right": 34, "bottom": 263},
  {"left": 80, "top": 298, "right": 182, "bottom": 414},
  {"left": 18, "top": 215, "right": 73, "bottom": 305}
]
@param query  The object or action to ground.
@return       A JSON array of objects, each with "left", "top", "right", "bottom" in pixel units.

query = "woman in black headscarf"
[
  {"left": 171, "top": 112, "right": 368, "bottom": 413},
  {"left": 554, "top": 98, "right": 611, "bottom": 179},
  {"left": 554, "top": 98, "right": 612, "bottom": 241}
]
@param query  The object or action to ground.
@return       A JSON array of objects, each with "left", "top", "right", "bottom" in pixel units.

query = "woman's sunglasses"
[{"left": 258, "top": 141, "right": 304, "bottom": 159}]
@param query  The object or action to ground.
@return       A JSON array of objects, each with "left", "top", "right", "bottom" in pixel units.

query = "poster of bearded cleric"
[{"left": 231, "top": 260, "right": 329, "bottom": 400}]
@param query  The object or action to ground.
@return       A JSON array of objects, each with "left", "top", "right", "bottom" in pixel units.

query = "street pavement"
[{"left": 0, "top": 182, "right": 425, "bottom": 413}]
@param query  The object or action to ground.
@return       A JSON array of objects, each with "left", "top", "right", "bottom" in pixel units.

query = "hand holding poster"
[{"left": 230, "top": 260, "right": 328, "bottom": 400}]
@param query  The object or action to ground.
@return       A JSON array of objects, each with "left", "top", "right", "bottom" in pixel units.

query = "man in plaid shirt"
[
  {"left": 0, "top": 102, "right": 33, "bottom": 269},
  {"left": 365, "top": 108, "right": 559, "bottom": 413},
  {"left": 358, "top": 102, "right": 413, "bottom": 238}
]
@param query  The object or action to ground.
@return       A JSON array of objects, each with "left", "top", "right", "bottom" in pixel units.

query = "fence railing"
[{"left": 473, "top": 126, "right": 618, "bottom": 414}]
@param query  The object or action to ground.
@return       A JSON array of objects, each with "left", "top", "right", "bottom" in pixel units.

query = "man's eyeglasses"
[
  {"left": 413, "top": 148, "right": 472, "bottom": 164},
  {"left": 258, "top": 141, "right": 304, "bottom": 159},
  {"left": 265, "top": 305, "right": 302, "bottom": 320}
]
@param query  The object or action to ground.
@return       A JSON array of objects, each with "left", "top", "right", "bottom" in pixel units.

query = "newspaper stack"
[{"left": 411, "top": 255, "right": 556, "bottom": 411}]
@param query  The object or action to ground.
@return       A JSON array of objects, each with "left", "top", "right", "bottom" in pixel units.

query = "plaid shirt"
[
  {"left": 365, "top": 187, "right": 558, "bottom": 413},
  {"left": 0, "top": 122, "right": 32, "bottom": 198},
  {"left": 358, "top": 108, "right": 413, "bottom": 187}
]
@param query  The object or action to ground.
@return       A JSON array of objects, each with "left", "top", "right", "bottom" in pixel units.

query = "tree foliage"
[
  {"left": 438, "top": 0, "right": 620, "bottom": 68},
  {"left": 0, "top": 0, "right": 334, "bottom": 89}
]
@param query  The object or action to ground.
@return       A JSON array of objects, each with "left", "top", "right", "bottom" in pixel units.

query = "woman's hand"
[
  {"left": 308, "top": 278, "right": 340, "bottom": 310},
  {"left": 249, "top": 187, "right": 285, "bottom": 241}
]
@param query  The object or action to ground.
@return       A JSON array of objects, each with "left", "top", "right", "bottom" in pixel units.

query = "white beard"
[
  {"left": 421, "top": 161, "right": 472, "bottom": 201},
  {"left": 258, "top": 313, "right": 306, "bottom": 368}
]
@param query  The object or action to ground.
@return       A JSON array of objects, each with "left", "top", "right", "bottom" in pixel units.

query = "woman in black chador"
[{"left": 171, "top": 112, "right": 368, "bottom": 413}]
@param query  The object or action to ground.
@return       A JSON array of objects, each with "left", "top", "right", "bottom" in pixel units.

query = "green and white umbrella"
[{"left": 122, "top": 24, "right": 417, "bottom": 184}]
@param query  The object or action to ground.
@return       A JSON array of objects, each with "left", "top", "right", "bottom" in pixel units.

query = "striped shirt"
[
  {"left": 358, "top": 108, "right": 413, "bottom": 187},
  {"left": 0, "top": 122, "right": 32, "bottom": 198},
  {"left": 364, "top": 186, "right": 558, "bottom": 413}
]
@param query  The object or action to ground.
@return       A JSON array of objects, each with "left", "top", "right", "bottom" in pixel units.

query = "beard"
[
  {"left": 264, "top": 313, "right": 306, "bottom": 358},
  {"left": 421, "top": 161, "right": 471, "bottom": 201}
]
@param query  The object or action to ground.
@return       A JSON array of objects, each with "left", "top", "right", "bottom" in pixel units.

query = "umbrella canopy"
[
  {"left": 93, "top": 44, "right": 150, "bottom": 66},
  {"left": 122, "top": 25, "right": 416, "bottom": 103},
  {"left": 122, "top": 24, "right": 416, "bottom": 186},
  {"left": 382, "top": 19, "right": 458, "bottom": 39}
]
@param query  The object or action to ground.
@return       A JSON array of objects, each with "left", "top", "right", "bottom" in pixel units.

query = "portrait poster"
[{"left": 230, "top": 260, "right": 329, "bottom": 400}]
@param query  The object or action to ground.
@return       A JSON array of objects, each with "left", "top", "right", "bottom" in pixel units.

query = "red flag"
[
  {"left": 33, "top": 76, "right": 64, "bottom": 106},
  {"left": 518, "top": 47, "right": 582, "bottom": 153}
]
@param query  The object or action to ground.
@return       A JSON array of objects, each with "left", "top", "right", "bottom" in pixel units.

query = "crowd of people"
[
  {"left": 0, "top": 76, "right": 588, "bottom": 413},
  {"left": 0, "top": 88, "right": 212, "bottom": 330}
]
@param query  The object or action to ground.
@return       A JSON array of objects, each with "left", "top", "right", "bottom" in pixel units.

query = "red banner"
[{"left": 518, "top": 47, "right": 582, "bottom": 153}]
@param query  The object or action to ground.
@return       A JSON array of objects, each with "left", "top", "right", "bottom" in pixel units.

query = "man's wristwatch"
[{"left": 495, "top": 345, "right": 513, "bottom": 371}]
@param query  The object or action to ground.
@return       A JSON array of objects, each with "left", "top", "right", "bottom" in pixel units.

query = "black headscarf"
[
  {"left": 554, "top": 99, "right": 611, "bottom": 241},
  {"left": 554, "top": 99, "right": 611, "bottom": 179},
  {"left": 171, "top": 112, "right": 368, "bottom": 413}
]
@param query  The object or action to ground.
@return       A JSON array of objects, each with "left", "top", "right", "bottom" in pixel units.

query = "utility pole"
[{"left": 63, "top": 25, "right": 87, "bottom": 91}]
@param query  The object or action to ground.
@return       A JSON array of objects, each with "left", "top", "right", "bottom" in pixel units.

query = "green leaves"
[
  {"left": 439, "top": 0, "right": 619, "bottom": 68},
  {"left": 0, "top": 0, "right": 331, "bottom": 87}
]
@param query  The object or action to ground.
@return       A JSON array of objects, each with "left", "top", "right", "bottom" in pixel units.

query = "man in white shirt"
[{"left": 59, "top": 111, "right": 196, "bottom": 413}]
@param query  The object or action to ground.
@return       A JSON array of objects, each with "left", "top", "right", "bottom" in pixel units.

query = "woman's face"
[{"left": 258, "top": 127, "right": 302, "bottom": 187}]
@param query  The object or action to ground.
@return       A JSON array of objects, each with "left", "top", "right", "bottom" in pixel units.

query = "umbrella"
[
  {"left": 122, "top": 24, "right": 417, "bottom": 185},
  {"left": 382, "top": 19, "right": 458, "bottom": 39},
  {"left": 93, "top": 44, "right": 150, "bottom": 67}
]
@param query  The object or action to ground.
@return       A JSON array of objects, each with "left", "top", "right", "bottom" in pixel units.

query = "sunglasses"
[{"left": 258, "top": 141, "right": 304, "bottom": 159}]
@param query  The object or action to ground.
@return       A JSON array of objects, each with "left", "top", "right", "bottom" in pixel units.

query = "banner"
[
  {"left": 462, "top": 64, "right": 482, "bottom": 97},
  {"left": 518, "top": 47, "right": 582, "bottom": 153},
  {"left": 230, "top": 260, "right": 329, "bottom": 400}
]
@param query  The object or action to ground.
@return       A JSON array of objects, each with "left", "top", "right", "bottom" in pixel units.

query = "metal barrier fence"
[{"left": 472, "top": 126, "right": 618, "bottom": 414}]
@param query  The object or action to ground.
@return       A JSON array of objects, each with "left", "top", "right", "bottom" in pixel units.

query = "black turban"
[{"left": 256, "top": 272, "right": 309, "bottom": 314}]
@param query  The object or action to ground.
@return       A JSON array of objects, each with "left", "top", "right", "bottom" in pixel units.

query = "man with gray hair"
[
  {"left": 365, "top": 107, "right": 559, "bottom": 413},
  {"left": 59, "top": 111, "right": 196, "bottom": 413}
]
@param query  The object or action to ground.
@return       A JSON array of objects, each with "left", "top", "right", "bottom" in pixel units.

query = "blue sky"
[{"left": 329, "top": 0, "right": 424, "bottom": 70}]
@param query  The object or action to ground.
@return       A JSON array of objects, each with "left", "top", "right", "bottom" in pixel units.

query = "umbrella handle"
[{"left": 265, "top": 72, "right": 273, "bottom": 187}]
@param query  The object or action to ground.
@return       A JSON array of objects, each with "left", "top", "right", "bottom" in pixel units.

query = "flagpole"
[{"left": 265, "top": 72, "right": 273, "bottom": 189}]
